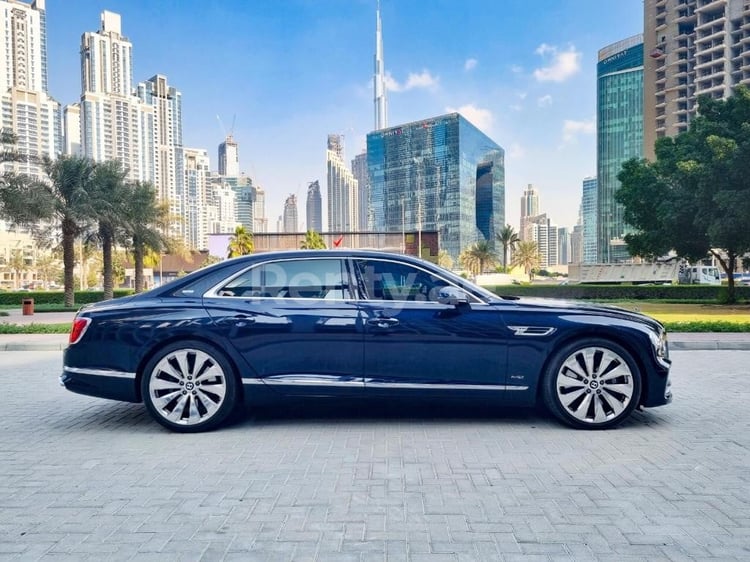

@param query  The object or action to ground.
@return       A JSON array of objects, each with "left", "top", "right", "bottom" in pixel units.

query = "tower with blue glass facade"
[
  {"left": 597, "top": 34, "right": 643, "bottom": 263},
  {"left": 366, "top": 113, "right": 504, "bottom": 260}
]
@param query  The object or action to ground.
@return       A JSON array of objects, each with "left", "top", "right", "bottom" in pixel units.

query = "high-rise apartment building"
[
  {"left": 367, "top": 113, "right": 504, "bottom": 260},
  {"left": 183, "top": 148, "right": 210, "bottom": 250},
  {"left": 352, "top": 151, "right": 370, "bottom": 229},
  {"left": 218, "top": 135, "right": 239, "bottom": 177},
  {"left": 527, "top": 215, "right": 559, "bottom": 268},
  {"left": 520, "top": 184, "right": 539, "bottom": 241},
  {"left": 137, "top": 74, "right": 184, "bottom": 237},
  {"left": 254, "top": 187, "right": 268, "bottom": 233},
  {"left": 326, "top": 134, "right": 359, "bottom": 232},
  {"left": 63, "top": 104, "right": 81, "bottom": 156},
  {"left": 283, "top": 194, "right": 298, "bottom": 233},
  {"left": 306, "top": 180, "right": 322, "bottom": 233},
  {"left": 581, "top": 176, "right": 598, "bottom": 264},
  {"left": 644, "top": 0, "right": 750, "bottom": 159},
  {"left": 78, "top": 11, "right": 155, "bottom": 182},
  {"left": 558, "top": 227, "right": 570, "bottom": 265},
  {"left": 0, "top": 0, "right": 61, "bottom": 177},
  {"left": 597, "top": 35, "right": 643, "bottom": 263}
]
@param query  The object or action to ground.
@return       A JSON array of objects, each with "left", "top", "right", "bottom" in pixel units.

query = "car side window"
[
  {"left": 218, "top": 258, "right": 350, "bottom": 299},
  {"left": 354, "top": 259, "right": 450, "bottom": 302}
]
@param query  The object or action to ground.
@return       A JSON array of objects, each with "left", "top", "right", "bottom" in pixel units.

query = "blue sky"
[{"left": 46, "top": 0, "right": 643, "bottom": 232}]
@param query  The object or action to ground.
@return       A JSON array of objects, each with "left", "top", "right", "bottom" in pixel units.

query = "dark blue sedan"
[{"left": 61, "top": 250, "right": 672, "bottom": 432}]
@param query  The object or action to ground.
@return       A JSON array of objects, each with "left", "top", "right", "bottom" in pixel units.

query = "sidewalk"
[{"left": 1, "top": 308, "right": 749, "bottom": 351}]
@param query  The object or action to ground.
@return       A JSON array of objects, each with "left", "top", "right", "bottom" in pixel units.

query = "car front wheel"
[
  {"left": 542, "top": 339, "right": 642, "bottom": 429},
  {"left": 141, "top": 341, "right": 239, "bottom": 433}
]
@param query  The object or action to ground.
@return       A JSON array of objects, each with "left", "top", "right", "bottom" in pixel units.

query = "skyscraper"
[
  {"left": 597, "top": 35, "right": 643, "bottom": 263},
  {"left": 367, "top": 113, "right": 504, "bottom": 260},
  {"left": 373, "top": 0, "right": 387, "bottom": 130},
  {"left": 520, "top": 184, "right": 540, "bottom": 241},
  {"left": 183, "top": 148, "right": 210, "bottom": 250},
  {"left": 352, "top": 152, "right": 370, "bottom": 230},
  {"left": 218, "top": 135, "right": 239, "bottom": 177},
  {"left": 283, "top": 194, "right": 298, "bottom": 233},
  {"left": 137, "top": 74, "right": 184, "bottom": 237},
  {"left": 306, "top": 180, "right": 323, "bottom": 233},
  {"left": 254, "top": 187, "right": 268, "bottom": 233},
  {"left": 326, "top": 134, "right": 359, "bottom": 232},
  {"left": 644, "top": 0, "right": 750, "bottom": 159},
  {"left": 1, "top": 0, "right": 61, "bottom": 177},
  {"left": 78, "top": 11, "right": 155, "bottom": 182},
  {"left": 581, "top": 176, "right": 598, "bottom": 264}
]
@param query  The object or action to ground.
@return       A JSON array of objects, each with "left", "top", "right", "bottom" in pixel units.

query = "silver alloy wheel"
[
  {"left": 147, "top": 348, "right": 228, "bottom": 426},
  {"left": 555, "top": 346, "right": 635, "bottom": 424}
]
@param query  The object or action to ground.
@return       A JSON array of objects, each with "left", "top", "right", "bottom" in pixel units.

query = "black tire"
[
  {"left": 141, "top": 340, "right": 239, "bottom": 433},
  {"left": 541, "top": 338, "right": 642, "bottom": 429}
]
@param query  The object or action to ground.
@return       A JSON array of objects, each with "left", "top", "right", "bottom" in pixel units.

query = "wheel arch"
[
  {"left": 534, "top": 327, "right": 651, "bottom": 406},
  {"left": 134, "top": 334, "right": 245, "bottom": 403}
]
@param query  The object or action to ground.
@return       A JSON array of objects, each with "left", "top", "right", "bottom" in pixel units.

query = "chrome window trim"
[
  {"left": 204, "top": 256, "right": 353, "bottom": 300},
  {"left": 350, "top": 257, "right": 487, "bottom": 304},
  {"left": 64, "top": 366, "right": 136, "bottom": 379}
]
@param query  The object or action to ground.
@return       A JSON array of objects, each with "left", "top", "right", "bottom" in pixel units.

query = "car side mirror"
[{"left": 437, "top": 286, "right": 470, "bottom": 306}]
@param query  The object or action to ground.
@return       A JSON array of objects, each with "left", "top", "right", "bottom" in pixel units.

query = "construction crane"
[{"left": 216, "top": 114, "right": 236, "bottom": 141}]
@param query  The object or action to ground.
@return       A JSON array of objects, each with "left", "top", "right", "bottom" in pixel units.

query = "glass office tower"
[
  {"left": 597, "top": 34, "right": 643, "bottom": 263},
  {"left": 367, "top": 113, "right": 504, "bottom": 260}
]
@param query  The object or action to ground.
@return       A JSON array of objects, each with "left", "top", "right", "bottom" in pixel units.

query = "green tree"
[
  {"left": 1, "top": 155, "right": 96, "bottom": 306},
  {"left": 300, "top": 230, "right": 326, "bottom": 249},
  {"left": 496, "top": 224, "right": 520, "bottom": 272},
  {"left": 513, "top": 240, "right": 541, "bottom": 282},
  {"left": 35, "top": 253, "right": 62, "bottom": 289},
  {"left": 437, "top": 250, "right": 453, "bottom": 270},
  {"left": 8, "top": 249, "right": 28, "bottom": 289},
  {"left": 616, "top": 85, "right": 750, "bottom": 303},
  {"left": 459, "top": 240, "right": 497, "bottom": 275},
  {"left": 121, "top": 181, "right": 168, "bottom": 293},
  {"left": 89, "top": 160, "right": 129, "bottom": 300},
  {"left": 227, "top": 225, "right": 254, "bottom": 258}
]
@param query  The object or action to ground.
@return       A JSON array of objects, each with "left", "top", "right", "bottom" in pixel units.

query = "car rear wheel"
[
  {"left": 141, "top": 341, "right": 239, "bottom": 433},
  {"left": 542, "top": 339, "right": 641, "bottom": 429}
]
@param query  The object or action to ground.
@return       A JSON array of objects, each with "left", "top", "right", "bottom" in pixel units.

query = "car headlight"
[{"left": 649, "top": 330, "right": 670, "bottom": 366}]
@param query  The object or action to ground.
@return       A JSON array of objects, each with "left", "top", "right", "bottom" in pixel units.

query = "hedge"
[
  {"left": 486, "top": 284, "right": 750, "bottom": 301},
  {"left": 0, "top": 289, "right": 135, "bottom": 306}
]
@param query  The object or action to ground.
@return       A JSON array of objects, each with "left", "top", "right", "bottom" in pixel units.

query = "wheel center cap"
[
  {"left": 589, "top": 380, "right": 599, "bottom": 389},
  {"left": 185, "top": 382, "right": 195, "bottom": 391}
]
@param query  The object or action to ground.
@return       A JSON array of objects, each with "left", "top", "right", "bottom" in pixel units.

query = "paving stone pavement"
[{"left": 1, "top": 350, "right": 749, "bottom": 561}]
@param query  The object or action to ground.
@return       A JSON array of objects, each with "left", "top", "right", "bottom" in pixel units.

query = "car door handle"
[
  {"left": 367, "top": 317, "right": 399, "bottom": 329},
  {"left": 230, "top": 314, "right": 256, "bottom": 326}
]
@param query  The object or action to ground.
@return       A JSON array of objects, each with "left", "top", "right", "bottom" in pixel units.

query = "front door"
[{"left": 353, "top": 258, "right": 509, "bottom": 397}]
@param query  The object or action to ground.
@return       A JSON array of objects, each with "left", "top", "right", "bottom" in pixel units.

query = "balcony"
[{"left": 696, "top": 0, "right": 726, "bottom": 12}]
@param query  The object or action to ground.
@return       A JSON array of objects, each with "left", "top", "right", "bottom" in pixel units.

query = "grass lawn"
[{"left": 606, "top": 301, "right": 750, "bottom": 323}]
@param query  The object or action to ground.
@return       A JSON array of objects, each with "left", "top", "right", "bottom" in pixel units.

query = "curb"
[{"left": 670, "top": 341, "right": 750, "bottom": 351}]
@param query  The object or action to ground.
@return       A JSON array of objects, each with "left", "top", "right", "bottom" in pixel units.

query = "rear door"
[{"left": 203, "top": 257, "right": 364, "bottom": 396}]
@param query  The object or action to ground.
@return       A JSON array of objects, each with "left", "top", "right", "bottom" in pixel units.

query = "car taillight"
[{"left": 69, "top": 317, "right": 91, "bottom": 345}]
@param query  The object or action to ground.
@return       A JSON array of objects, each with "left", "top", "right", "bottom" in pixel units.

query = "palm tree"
[
  {"left": 459, "top": 240, "right": 498, "bottom": 275},
  {"left": 300, "top": 230, "right": 326, "bottom": 249},
  {"left": 121, "top": 181, "right": 168, "bottom": 293},
  {"left": 497, "top": 225, "right": 520, "bottom": 272},
  {"left": 513, "top": 240, "right": 541, "bottom": 282},
  {"left": 8, "top": 249, "right": 28, "bottom": 290},
  {"left": 89, "top": 160, "right": 129, "bottom": 300},
  {"left": 40, "top": 155, "right": 96, "bottom": 307},
  {"left": 227, "top": 225, "right": 254, "bottom": 257}
]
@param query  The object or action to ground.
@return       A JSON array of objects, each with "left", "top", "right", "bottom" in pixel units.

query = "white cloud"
[
  {"left": 509, "top": 104, "right": 523, "bottom": 112},
  {"left": 518, "top": 92, "right": 527, "bottom": 100},
  {"left": 510, "top": 64, "right": 523, "bottom": 74},
  {"left": 562, "top": 118, "right": 595, "bottom": 142},
  {"left": 507, "top": 143, "right": 525, "bottom": 161},
  {"left": 464, "top": 58, "right": 478, "bottom": 71},
  {"left": 386, "top": 70, "right": 439, "bottom": 92},
  {"left": 537, "top": 94, "right": 553, "bottom": 107},
  {"left": 533, "top": 44, "right": 581, "bottom": 83},
  {"left": 445, "top": 103, "right": 494, "bottom": 134}
]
